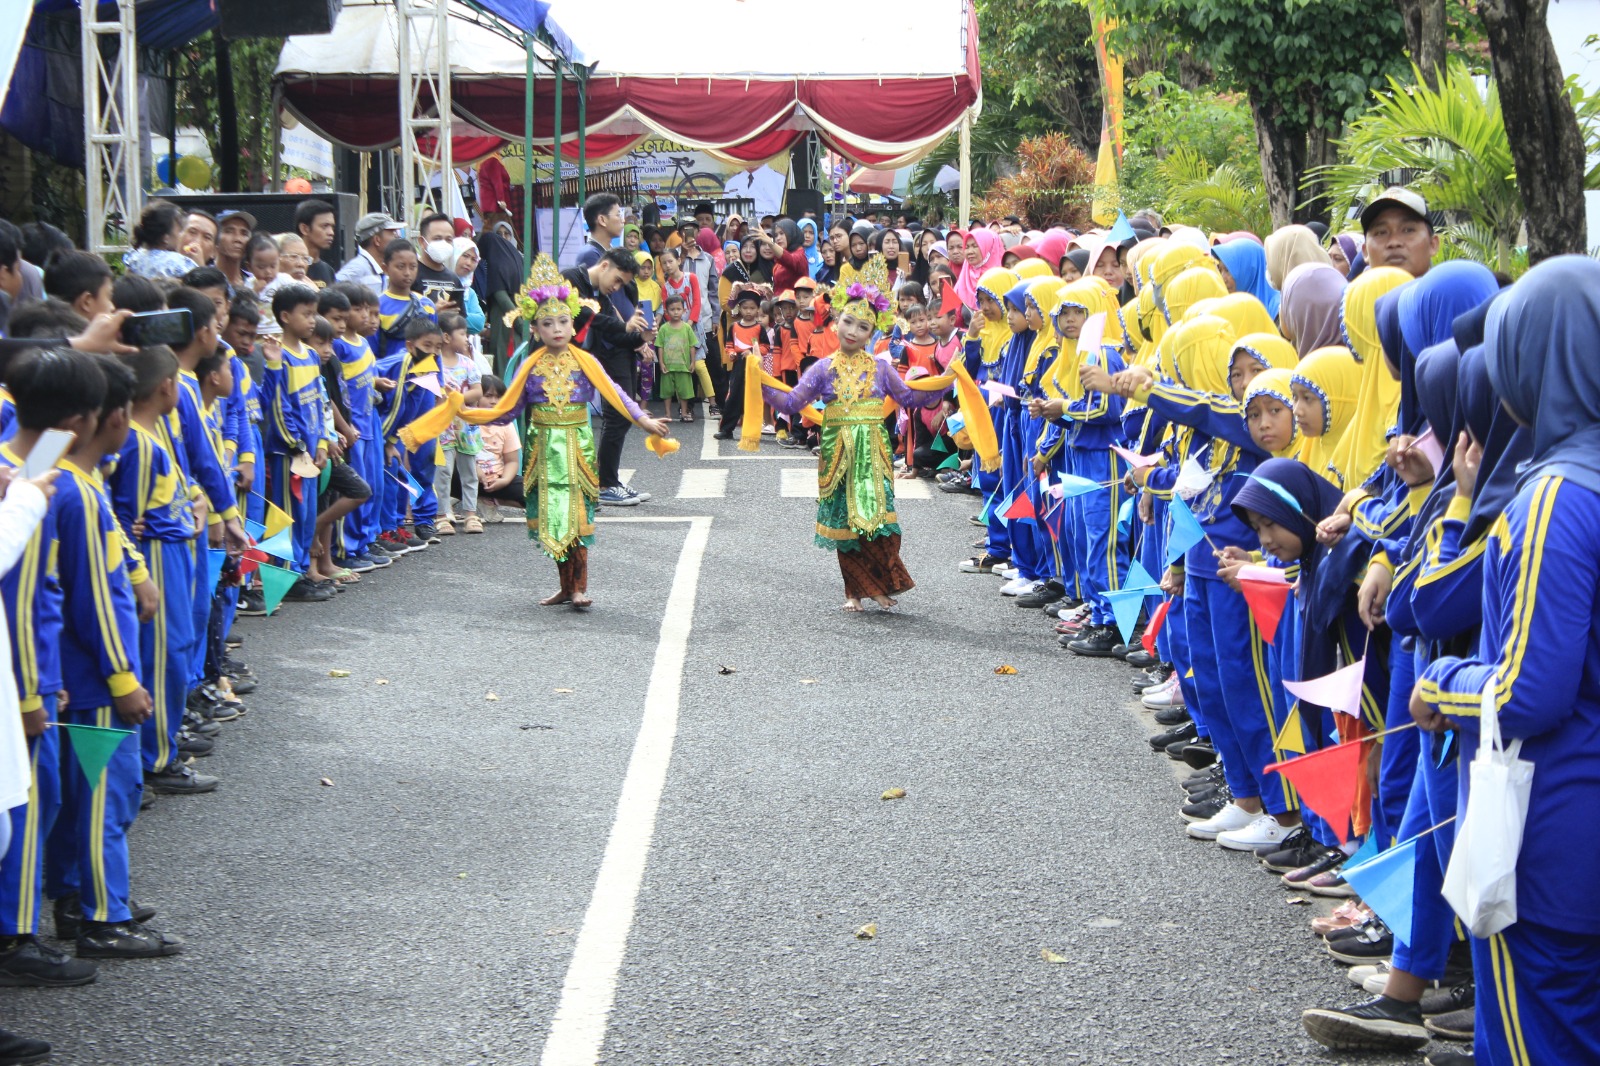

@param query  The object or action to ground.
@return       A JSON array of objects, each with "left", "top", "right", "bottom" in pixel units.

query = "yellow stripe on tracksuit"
[
  {"left": 12, "top": 742, "right": 43, "bottom": 931},
  {"left": 13, "top": 535, "right": 40, "bottom": 706},
  {"left": 1248, "top": 613, "right": 1296, "bottom": 808},
  {"left": 149, "top": 547, "right": 169, "bottom": 770},
  {"left": 1489, "top": 933, "right": 1531, "bottom": 1066},
  {"left": 76, "top": 477, "right": 134, "bottom": 676},
  {"left": 91, "top": 706, "right": 112, "bottom": 921}
]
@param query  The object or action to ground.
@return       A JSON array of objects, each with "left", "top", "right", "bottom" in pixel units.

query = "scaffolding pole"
[
  {"left": 81, "top": 0, "right": 141, "bottom": 254},
  {"left": 397, "top": 0, "right": 457, "bottom": 231}
]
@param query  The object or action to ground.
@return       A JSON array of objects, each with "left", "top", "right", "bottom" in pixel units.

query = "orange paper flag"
[
  {"left": 1003, "top": 487, "right": 1036, "bottom": 521},
  {"left": 1142, "top": 598, "right": 1172, "bottom": 656},
  {"left": 1239, "top": 578, "right": 1292, "bottom": 645},
  {"left": 1265, "top": 740, "right": 1362, "bottom": 844}
]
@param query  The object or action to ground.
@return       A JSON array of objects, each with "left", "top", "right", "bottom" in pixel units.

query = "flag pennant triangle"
[
  {"left": 1124, "top": 559, "right": 1161, "bottom": 593},
  {"left": 204, "top": 548, "right": 228, "bottom": 593},
  {"left": 258, "top": 562, "right": 300, "bottom": 615},
  {"left": 1284, "top": 659, "right": 1367, "bottom": 717},
  {"left": 1165, "top": 495, "right": 1208, "bottom": 563},
  {"left": 1240, "top": 577, "right": 1292, "bottom": 644},
  {"left": 1265, "top": 740, "right": 1362, "bottom": 844},
  {"left": 1275, "top": 705, "right": 1307, "bottom": 755},
  {"left": 1103, "top": 588, "right": 1147, "bottom": 644},
  {"left": 1340, "top": 837, "right": 1419, "bottom": 946},
  {"left": 255, "top": 526, "right": 295, "bottom": 561},
  {"left": 56, "top": 723, "right": 136, "bottom": 789}
]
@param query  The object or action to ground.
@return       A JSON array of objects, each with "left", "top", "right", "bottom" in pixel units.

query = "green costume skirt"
[
  {"left": 814, "top": 402, "right": 902, "bottom": 552},
  {"left": 524, "top": 404, "right": 598, "bottom": 561}
]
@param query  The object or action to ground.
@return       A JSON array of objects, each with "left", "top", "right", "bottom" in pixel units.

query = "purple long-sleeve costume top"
[
  {"left": 762, "top": 353, "right": 947, "bottom": 417},
  {"left": 490, "top": 358, "right": 649, "bottom": 425}
]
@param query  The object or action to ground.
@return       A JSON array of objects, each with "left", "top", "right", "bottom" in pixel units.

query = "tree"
[
  {"left": 976, "top": 0, "right": 1104, "bottom": 149},
  {"left": 1477, "top": 0, "right": 1589, "bottom": 263},
  {"left": 1393, "top": 0, "right": 1447, "bottom": 88},
  {"left": 975, "top": 134, "right": 1097, "bottom": 229},
  {"left": 1156, "top": 147, "right": 1271, "bottom": 235},
  {"left": 176, "top": 33, "right": 283, "bottom": 192},
  {"left": 1105, "top": 0, "right": 1408, "bottom": 226}
]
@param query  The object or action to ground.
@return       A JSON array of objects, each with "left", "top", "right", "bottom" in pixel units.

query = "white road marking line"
[
  {"left": 779, "top": 467, "right": 819, "bottom": 498},
  {"left": 675, "top": 468, "right": 729, "bottom": 499},
  {"left": 538, "top": 515, "right": 713, "bottom": 1066},
  {"left": 617, "top": 468, "right": 635, "bottom": 485},
  {"left": 698, "top": 414, "right": 812, "bottom": 461},
  {"left": 895, "top": 478, "right": 932, "bottom": 500}
]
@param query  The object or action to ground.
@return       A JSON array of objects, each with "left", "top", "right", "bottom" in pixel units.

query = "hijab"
[
  {"left": 1168, "top": 314, "right": 1236, "bottom": 396},
  {"left": 848, "top": 221, "right": 878, "bottom": 272},
  {"left": 472, "top": 226, "right": 524, "bottom": 306},
  {"left": 1223, "top": 230, "right": 1264, "bottom": 246},
  {"left": 1242, "top": 368, "right": 1304, "bottom": 458},
  {"left": 1328, "top": 266, "right": 1411, "bottom": 489},
  {"left": 1230, "top": 333, "right": 1299, "bottom": 376},
  {"left": 1022, "top": 277, "right": 1066, "bottom": 377},
  {"left": 1194, "top": 292, "right": 1279, "bottom": 340},
  {"left": 448, "top": 236, "right": 480, "bottom": 279},
  {"left": 1163, "top": 266, "right": 1228, "bottom": 327},
  {"left": 1279, "top": 263, "right": 1347, "bottom": 356},
  {"left": 1035, "top": 229, "right": 1072, "bottom": 272},
  {"left": 1292, "top": 346, "right": 1362, "bottom": 485},
  {"left": 1013, "top": 258, "right": 1053, "bottom": 281},
  {"left": 1063, "top": 249, "right": 1091, "bottom": 279},
  {"left": 1149, "top": 244, "right": 1214, "bottom": 322},
  {"left": 796, "top": 219, "right": 824, "bottom": 277},
  {"left": 1231, "top": 458, "right": 1346, "bottom": 586},
  {"left": 1051, "top": 277, "right": 1126, "bottom": 401},
  {"left": 1212, "top": 238, "right": 1280, "bottom": 318},
  {"left": 1484, "top": 255, "right": 1600, "bottom": 497},
  {"left": 1333, "top": 234, "right": 1362, "bottom": 278},
  {"left": 1264, "top": 224, "right": 1333, "bottom": 290},
  {"left": 955, "top": 229, "right": 1005, "bottom": 309},
  {"left": 1392, "top": 260, "right": 1499, "bottom": 434}
]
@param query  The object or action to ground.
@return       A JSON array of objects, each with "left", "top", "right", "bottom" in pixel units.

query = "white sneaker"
[
  {"left": 1362, "top": 972, "right": 1390, "bottom": 996},
  {"left": 993, "top": 562, "right": 1019, "bottom": 579},
  {"left": 1347, "top": 963, "right": 1389, "bottom": 987},
  {"left": 1185, "top": 802, "right": 1257, "bottom": 841},
  {"left": 1142, "top": 678, "right": 1186, "bottom": 709},
  {"left": 999, "top": 577, "right": 1033, "bottom": 596},
  {"left": 1217, "top": 814, "right": 1296, "bottom": 852},
  {"left": 761, "top": 423, "right": 776, "bottom": 435},
  {"left": 1058, "top": 603, "right": 1090, "bottom": 622},
  {"left": 1141, "top": 674, "right": 1177, "bottom": 697}
]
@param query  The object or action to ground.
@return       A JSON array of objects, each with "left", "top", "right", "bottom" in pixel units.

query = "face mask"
[{"left": 425, "top": 239, "right": 453, "bottom": 265}]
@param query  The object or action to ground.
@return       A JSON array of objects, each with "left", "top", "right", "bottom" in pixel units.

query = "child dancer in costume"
[
  {"left": 751, "top": 256, "right": 996, "bottom": 611},
  {"left": 400, "top": 256, "right": 673, "bottom": 609}
]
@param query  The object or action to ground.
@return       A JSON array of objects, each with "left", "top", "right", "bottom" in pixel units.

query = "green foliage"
[
  {"left": 175, "top": 33, "right": 283, "bottom": 191},
  {"left": 975, "top": 0, "right": 1102, "bottom": 146},
  {"left": 1154, "top": 147, "right": 1270, "bottom": 233},
  {"left": 975, "top": 133, "right": 1097, "bottom": 229},
  {"left": 1108, "top": 71, "right": 1260, "bottom": 215}
]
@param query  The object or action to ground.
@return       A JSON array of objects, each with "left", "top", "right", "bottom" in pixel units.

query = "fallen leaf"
[
  {"left": 1040, "top": 948, "right": 1069, "bottom": 964},
  {"left": 994, "top": 664, "right": 1018, "bottom": 675},
  {"left": 319, "top": 777, "right": 334, "bottom": 787},
  {"left": 799, "top": 679, "right": 817, "bottom": 685},
  {"left": 553, "top": 688, "right": 574, "bottom": 694},
  {"left": 881, "top": 788, "right": 907, "bottom": 801},
  {"left": 855, "top": 923, "right": 877, "bottom": 940},
  {"left": 328, "top": 669, "right": 351, "bottom": 678},
  {"left": 718, "top": 665, "right": 737, "bottom": 675},
  {"left": 374, "top": 678, "right": 390, "bottom": 685},
  {"left": 484, "top": 692, "right": 500, "bottom": 701},
  {"left": 1286, "top": 897, "right": 1311, "bottom": 906},
  {"left": 456, "top": 872, "right": 468, "bottom": 879}
]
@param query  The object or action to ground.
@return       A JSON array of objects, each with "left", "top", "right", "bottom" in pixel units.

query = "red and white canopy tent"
[{"left": 276, "top": 0, "right": 983, "bottom": 220}]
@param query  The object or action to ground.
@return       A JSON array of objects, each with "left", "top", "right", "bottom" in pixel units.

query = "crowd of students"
[{"left": 0, "top": 179, "right": 1596, "bottom": 1065}]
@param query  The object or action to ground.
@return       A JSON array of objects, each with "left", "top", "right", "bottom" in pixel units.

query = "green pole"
[
  {"left": 522, "top": 34, "right": 535, "bottom": 257},
  {"left": 576, "top": 72, "right": 587, "bottom": 208},
  {"left": 551, "top": 55, "right": 563, "bottom": 260}
]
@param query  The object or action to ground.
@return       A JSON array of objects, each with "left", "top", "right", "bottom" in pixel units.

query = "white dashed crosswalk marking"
[
  {"left": 676, "top": 469, "right": 729, "bottom": 499},
  {"left": 778, "top": 468, "right": 932, "bottom": 501}
]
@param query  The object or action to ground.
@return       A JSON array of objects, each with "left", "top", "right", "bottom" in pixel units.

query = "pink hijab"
[
  {"left": 955, "top": 228, "right": 1005, "bottom": 308},
  {"left": 696, "top": 226, "right": 725, "bottom": 274},
  {"left": 1035, "top": 228, "right": 1072, "bottom": 272}
]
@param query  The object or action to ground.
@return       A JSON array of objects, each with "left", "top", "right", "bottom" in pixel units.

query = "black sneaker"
[
  {"left": 937, "top": 473, "right": 972, "bottom": 493},
  {"left": 1301, "top": 996, "right": 1429, "bottom": 1052},
  {"left": 183, "top": 710, "right": 221, "bottom": 737},
  {"left": 415, "top": 524, "right": 441, "bottom": 544},
  {"left": 1068, "top": 625, "right": 1121, "bottom": 657},
  {"left": 344, "top": 553, "right": 378, "bottom": 574},
  {"left": 0, "top": 935, "right": 98, "bottom": 986},
  {"left": 401, "top": 529, "right": 428, "bottom": 550},
  {"left": 1153, "top": 704, "right": 1191, "bottom": 727},
  {"left": 1016, "top": 583, "right": 1062, "bottom": 609},
  {"left": 1183, "top": 765, "right": 1224, "bottom": 792},
  {"left": 1282, "top": 846, "right": 1348, "bottom": 889},
  {"left": 76, "top": 920, "right": 183, "bottom": 959},
  {"left": 1420, "top": 982, "right": 1473, "bottom": 1019},
  {"left": 284, "top": 578, "right": 333, "bottom": 603},
  {"left": 237, "top": 588, "right": 267, "bottom": 616},
  {"left": 1424, "top": 1052, "right": 1475, "bottom": 1066},
  {"left": 1181, "top": 794, "right": 1227, "bottom": 822},
  {"left": 1041, "top": 598, "right": 1069, "bottom": 616},
  {"left": 1179, "top": 741, "right": 1218, "bottom": 768},
  {"left": 52, "top": 895, "right": 155, "bottom": 941},
  {"left": 176, "top": 730, "right": 213, "bottom": 757},
  {"left": 1328, "top": 921, "right": 1394, "bottom": 964},
  {"left": 0, "top": 1028, "right": 50, "bottom": 1065},
  {"left": 143, "top": 764, "right": 218, "bottom": 795},
  {"left": 1425, "top": 1005, "right": 1474, "bottom": 1041},
  {"left": 1259, "top": 827, "right": 1321, "bottom": 872},
  {"left": 1149, "top": 719, "right": 1197, "bottom": 752},
  {"left": 1125, "top": 648, "right": 1159, "bottom": 669},
  {"left": 1185, "top": 783, "right": 1225, "bottom": 805},
  {"left": 959, "top": 553, "right": 1005, "bottom": 574}
]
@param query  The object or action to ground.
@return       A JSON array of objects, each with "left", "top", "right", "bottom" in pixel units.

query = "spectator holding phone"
[{"left": 446, "top": 238, "right": 487, "bottom": 334}]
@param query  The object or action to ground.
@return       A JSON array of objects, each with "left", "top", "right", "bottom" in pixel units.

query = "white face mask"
[{"left": 425, "top": 239, "right": 453, "bottom": 265}]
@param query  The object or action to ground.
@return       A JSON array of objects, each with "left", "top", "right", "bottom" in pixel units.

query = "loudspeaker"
[
  {"left": 154, "top": 191, "right": 361, "bottom": 270},
  {"left": 219, "top": 0, "right": 342, "bottom": 39},
  {"left": 785, "top": 189, "right": 824, "bottom": 221}
]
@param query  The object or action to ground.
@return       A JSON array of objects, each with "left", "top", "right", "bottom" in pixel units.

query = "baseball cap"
[
  {"left": 216, "top": 208, "right": 257, "bottom": 232},
  {"left": 356, "top": 212, "right": 403, "bottom": 242},
  {"left": 793, "top": 276, "right": 817, "bottom": 291},
  {"left": 1359, "top": 186, "right": 1428, "bottom": 231},
  {"left": 776, "top": 289, "right": 798, "bottom": 305}
]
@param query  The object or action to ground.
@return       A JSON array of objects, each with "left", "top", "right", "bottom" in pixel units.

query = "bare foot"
[
  {"left": 841, "top": 598, "right": 864, "bottom": 612},
  {"left": 872, "top": 595, "right": 897, "bottom": 610},
  {"left": 539, "top": 590, "right": 573, "bottom": 606},
  {"left": 570, "top": 593, "right": 592, "bottom": 610}
]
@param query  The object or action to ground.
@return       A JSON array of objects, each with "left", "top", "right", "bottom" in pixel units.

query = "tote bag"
[{"left": 1441, "top": 678, "right": 1534, "bottom": 937}]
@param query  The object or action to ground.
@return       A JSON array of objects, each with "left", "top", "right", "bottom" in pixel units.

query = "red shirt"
[{"left": 770, "top": 249, "right": 811, "bottom": 295}]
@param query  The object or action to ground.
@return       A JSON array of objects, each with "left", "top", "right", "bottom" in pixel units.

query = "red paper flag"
[
  {"left": 237, "top": 547, "right": 269, "bottom": 576},
  {"left": 1003, "top": 488, "right": 1036, "bottom": 521},
  {"left": 938, "top": 280, "right": 964, "bottom": 320},
  {"left": 1142, "top": 598, "right": 1172, "bottom": 656},
  {"left": 1239, "top": 578, "right": 1292, "bottom": 645},
  {"left": 290, "top": 477, "right": 303, "bottom": 502},
  {"left": 1265, "top": 740, "right": 1362, "bottom": 844}
]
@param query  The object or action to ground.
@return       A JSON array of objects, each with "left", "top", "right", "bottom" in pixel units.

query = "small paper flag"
[
  {"left": 1341, "top": 837, "right": 1419, "bottom": 946},
  {"left": 204, "top": 548, "right": 228, "bottom": 593},
  {"left": 1275, "top": 705, "right": 1307, "bottom": 755},
  {"left": 1103, "top": 587, "right": 1147, "bottom": 644},
  {"left": 1124, "top": 559, "right": 1161, "bottom": 593},
  {"left": 1264, "top": 739, "right": 1363, "bottom": 844},
  {"left": 237, "top": 547, "right": 268, "bottom": 576},
  {"left": 255, "top": 526, "right": 295, "bottom": 561},
  {"left": 1284, "top": 659, "right": 1367, "bottom": 718},
  {"left": 982, "top": 381, "right": 1018, "bottom": 402},
  {"left": 1003, "top": 488, "right": 1036, "bottom": 521},
  {"left": 56, "top": 723, "right": 136, "bottom": 789},
  {"left": 933, "top": 434, "right": 954, "bottom": 455},
  {"left": 1165, "top": 495, "right": 1208, "bottom": 563},
  {"left": 1077, "top": 312, "right": 1106, "bottom": 361},
  {"left": 1240, "top": 576, "right": 1293, "bottom": 644},
  {"left": 290, "top": 477, "right": 303, "bottom": 502},
  {"left": 1108, "top": 210, "right": 1138, "bottom": 245},
  {"left": 1141, "top": 598, "right": 1172, "bottom": 656},
  {"left": 390, "top": 469, "right": 423, "bottom": 500},
  {"left": 1049, "top": 473, "right": 1105, "bottom": 500},
  {"left": 258, "top": 562, "right": 300, "bottom": 615},
  {"left": 412, "top": 372, "right": 443, "bottom": 397},
  {"left": 244, "top": 518, "right": 267, "bottom": 541},
  {"left": 1111, "top": 444, "right": 1162, "bottom": 470},
  {"left": 1173, "top": 455, "right": 1214, "bottom": 499},
  {"left": 1238, "top": 563, "right": 1288, "bottom": 585},
  {"left": 1411, "top": 428, "right": 1444, "bottom": 478},
  {"left": 938, "top": 453, "right": 962, "bottom": 471},
  {"left": 938, "top": 281, "right": 963, "bottom": 320}
]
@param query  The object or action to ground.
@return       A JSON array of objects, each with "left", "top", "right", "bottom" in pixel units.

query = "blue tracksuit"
[
  {"left": 376, "top": 351, "right": 441, "bottom": 531},
  {"left": 263, "top": 338, "right": 328, "bottom": 571},
  {"left": 336, "top": 335, "right": 384, "bottom": 554}
]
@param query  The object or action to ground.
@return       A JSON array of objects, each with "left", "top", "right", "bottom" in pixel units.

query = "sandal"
[{"left": 331, "top": 567, "right": 360, "bottom": 584}]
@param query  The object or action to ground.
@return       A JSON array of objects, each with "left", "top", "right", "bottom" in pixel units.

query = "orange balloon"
[{"left": 284, "top": 177, "right": 313, "bottom": 194}]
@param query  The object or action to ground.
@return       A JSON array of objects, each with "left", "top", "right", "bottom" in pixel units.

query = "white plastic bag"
[{"left": 1441, "top": 678, "right": 1534, "bottom": 937}]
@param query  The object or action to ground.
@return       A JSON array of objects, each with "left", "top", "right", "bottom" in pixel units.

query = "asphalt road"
[{"left": 3, "top": 423, "right": 1419, "bottom": 1065}]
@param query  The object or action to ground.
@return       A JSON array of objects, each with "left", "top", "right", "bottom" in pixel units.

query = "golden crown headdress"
[
  {"left": 830, "top": 253, "right": 895, "bottom": 332},
  {"left": 514, "top": 254, "right": 583, "bottom": 322}
]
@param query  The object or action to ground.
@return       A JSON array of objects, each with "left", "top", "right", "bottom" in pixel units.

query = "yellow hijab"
[
  {"left": 1193, "top": 291, "right": 1279, "bottom": 338},
  {"left": 1241, "top": 367, "right": 1304, "bottom": 459},
  {"left": 1229, "top": 333, "right": 1298, "bottom": 377},
  {"left": 1168, "top": 314, "right": 1236, "bottom": 396},
  {"left": 1164, "top": 267, "right": 1228, "bottom": 327},
  {"left": 1328, "top": 266, "right": 1412, "bottom": 489},
  {"left": 1013, "top": 258, "right": 1054, "bottom": 281},
  {"left": 1022, "top": 277, "right": 1065, "bottom": 377},
  {"left": 1292, "top": 345, "right": 1362, "bottom": 487},
  {"left": 973, "top": 267, "right": 1019, "bottom": 365},
  {"left": 1050, "top": 277, "right": 1124, "bottom": 400}
]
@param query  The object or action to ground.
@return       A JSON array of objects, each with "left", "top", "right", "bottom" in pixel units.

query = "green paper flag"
[
  {"left": 938, "top": 453, "right": 962, "bottom": 471},
  {"left": 259, "top": 562, "right": 300, "bottom": 615},
  {"left": 56, "top": 723, "right": 136, "bottom": 788},
  {"left": 933, "top": 434, "right": 954, "bottom": 455}
]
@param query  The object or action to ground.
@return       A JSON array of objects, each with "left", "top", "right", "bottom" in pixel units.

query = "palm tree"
[
  {"left": 1155, "top": 147, "right": 1271, "bottom": 235},
  {"left": 906, "top": 93, "right": 1033, "bottom": 206}
]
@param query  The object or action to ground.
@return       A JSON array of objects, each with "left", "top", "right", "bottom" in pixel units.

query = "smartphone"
[
  {"left": 119, "top": 308, "right": 193, "bottom": 348},
  {"left": 23, "top": 428, "right": 74, "bottom": 478},
  {"left": 639, "top": 300, "right": 655, "bottom": 328}
]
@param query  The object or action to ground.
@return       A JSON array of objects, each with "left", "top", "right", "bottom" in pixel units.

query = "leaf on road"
[
  {"left": 855, "top": 923, "right": 877, "bottom": 940},
  {"left": 319, "top": 777, "right": 334, "bottom": 787},
  {"left": 553, "top": 688, "right": 574, "bottom": 694},
  {"left": 994, "top": 664, "right": 1018, "bottom": 675},
  {"left": 457, "top": 872, "right": 468, "bottom": 879},
  {"left": 520, "top": 723, "right": 555, "bottom": 731},
  {"left": 1040, "top": 948, "right": 1069, "bottom": 964},
  {"left": 484, "top": 692, "right": 500, "bottom": 701},
  {"left": 328, "top": 669, "right": 351, "bottom": 678},
  {"left": 374, "top": 678, "right": 390, "bottom": 685},
  {"left": 1285, "top": 897, "right": 1311, "bottom": 906},
  {"left": 881, "top": 788, "right": 907, "bottom": 801},
  {"left": 799, "top": 678, "right": 818, "bottom": 685},
  {"left": 718, "top": 665, "right": 737, "bottom": 675}
]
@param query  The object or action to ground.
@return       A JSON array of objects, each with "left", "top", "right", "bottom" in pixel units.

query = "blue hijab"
[
  {"left": 1212, "top": 239, "right": 1280, "bottom": 319},
  {"left": 1375, "top": 289, "right": 1417, "bottom": 432},
  {"left": 1391, "top": 260, "right": 1498, "bottom": 435},
  {"left": 1484, "top": 256, "right": 1600, "bottom": 497},
  {"left": 1231, "top": 457, "right": 1345, "bottom": 588},
  {"left": 797, "top": 218, "right": 825, "bottom": 278}
]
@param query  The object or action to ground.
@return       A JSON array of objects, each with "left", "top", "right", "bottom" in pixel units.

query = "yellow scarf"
[
  {"left": 1327, "top": 267, "right": 1411, "bottom": 489},
  {"left": 1292, "top": 345, "right": 1362, "bottom": 487},
  {"left": 1169, "top": 315, "right": 1236, "bottom": 396},
  {"left": 1193, "top": 292, "right": 1280, "bottom": 340}
]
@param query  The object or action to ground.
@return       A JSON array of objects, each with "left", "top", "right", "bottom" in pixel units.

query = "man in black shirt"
[
  {"left": 295, "top": 199, "right": 339, "bottom": 287},
  {"left": 412, "top": 212, "right": 462, "bottom": 317},
  {"left": 563, "top": 247, "right": 653, "bottom": 506}
]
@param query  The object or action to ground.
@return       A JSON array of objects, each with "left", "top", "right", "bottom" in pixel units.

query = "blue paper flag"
[
  {"left": 244, "top": 518, "right": 267, "bottom": 541},
  {"left": 980, "top": 480, "right": 1023, "bottom": 526},
  {"left": 255, "top": 526, "right": 295, "bottom": 561},
  {"left": 1346, "top": 832, "right": 1380, "bottom": 869},
  {"left": 1165, "top": 495, "right": 1208, "bottom": 563},
  {"left": 390, "top": 469, "right": 424, "bottom": 500},
  {"left": 1340, "top": 837, "right": 1419, "bottom": 948},
  {"left": 1108, "top": 210, "right": 1138, "bottom": 246},
  {"left": 1103, "top": 588, "right": 1148, "bottom": 644},
  {"left": 204, "top": 548, "right": 228, "bottom": 593},
  {"left": 1054, "top": 473, "right": 1105, "bottom": 499},
  {"left": 1124, "top": 559, "right": 1161, "bottom": 593}
]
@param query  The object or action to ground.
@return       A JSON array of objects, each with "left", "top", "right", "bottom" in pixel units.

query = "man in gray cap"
[
  {"left": 335, "top": 212, "right": 405, "bottom": 290},
  {"left": 1360, "top": 186, "right": 1437, "bottom": 278}
]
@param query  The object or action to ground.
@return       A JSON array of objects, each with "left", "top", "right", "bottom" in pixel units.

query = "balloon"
[
  {"left": 175, "top": 155, "right": 212, "bottom": 190},
  {"left": 283, "top": 177, "right": 312, "bottom": 194},
  {"left": 154, "top": 154, "right": 177, "bottom": 186}
]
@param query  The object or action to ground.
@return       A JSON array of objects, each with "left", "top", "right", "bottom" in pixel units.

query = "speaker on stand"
[{"left": 218, "top": 0, "right": 342, "bottom": 38}]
